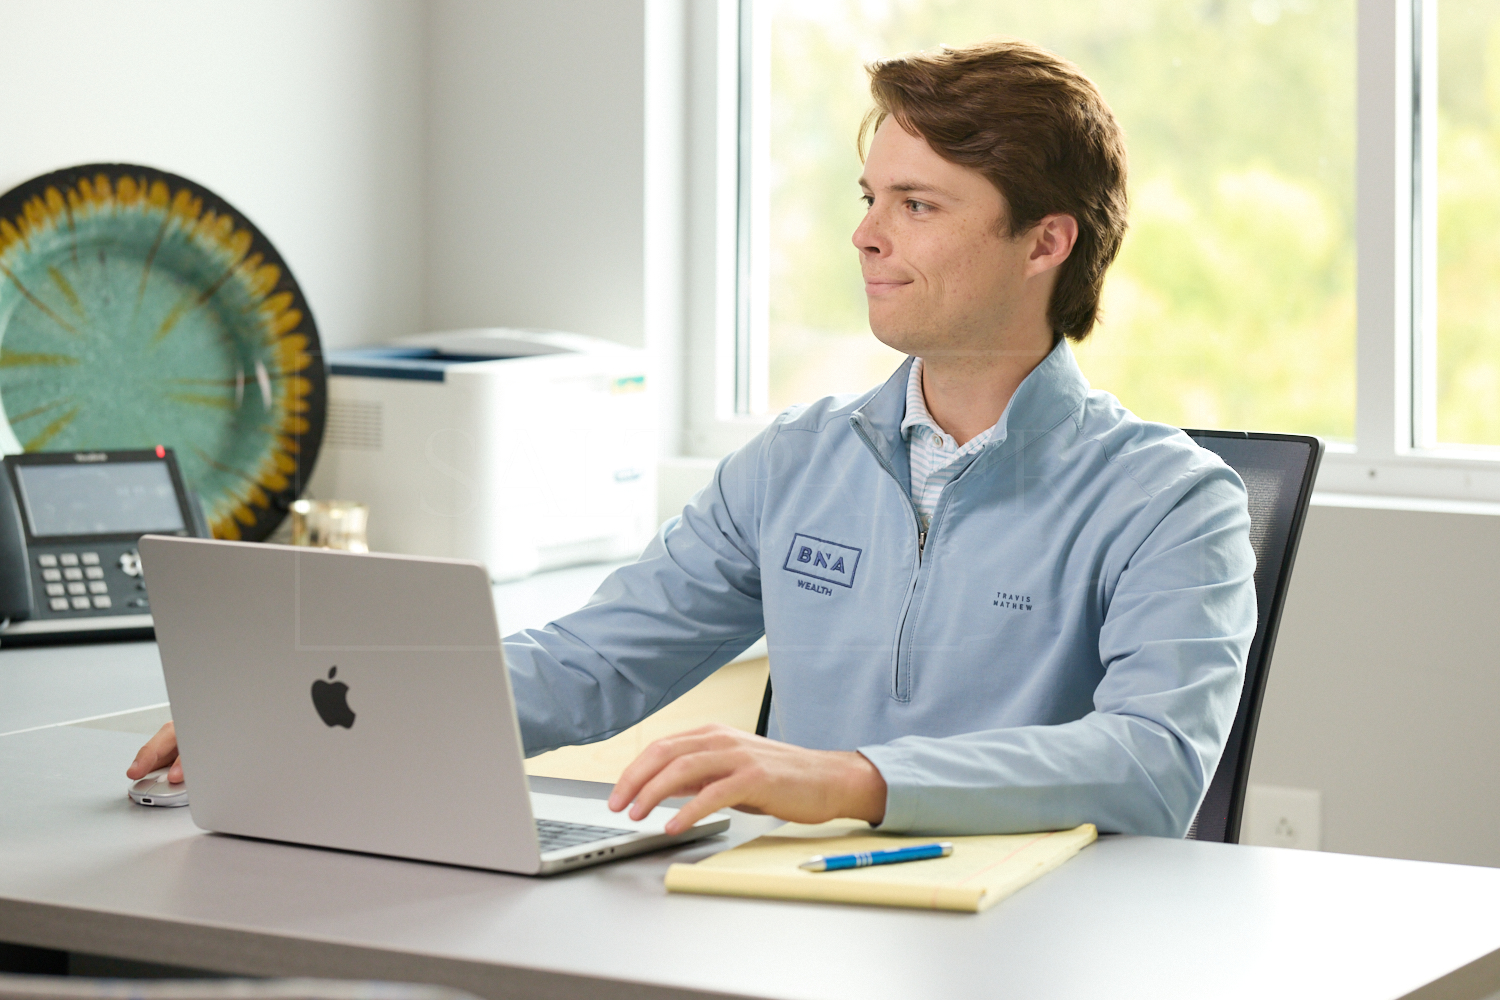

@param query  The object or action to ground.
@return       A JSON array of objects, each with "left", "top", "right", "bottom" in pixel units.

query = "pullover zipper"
[
  {"left": 851, "top": 418, "right": 927, "bottom": 701},
  {"left": 850, "top": 419, "right": 926, "bottom": 558}
]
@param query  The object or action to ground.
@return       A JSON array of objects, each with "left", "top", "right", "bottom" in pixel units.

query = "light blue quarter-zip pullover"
[{"left": 503, "top": 340, "right": 1257, "bottom": 838}]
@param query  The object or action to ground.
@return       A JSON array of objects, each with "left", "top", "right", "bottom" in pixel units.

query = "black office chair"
[
  {"left": 755, "top": 429, "right": 1323, "bottom": 845},
  {"left": 1178, "top": 430, "right": 1322, "bottom": 842}
]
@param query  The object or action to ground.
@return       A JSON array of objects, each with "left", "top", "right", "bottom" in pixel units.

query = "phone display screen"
[{"left": 16, "top": 461, "right": 185, "bottom": 538}]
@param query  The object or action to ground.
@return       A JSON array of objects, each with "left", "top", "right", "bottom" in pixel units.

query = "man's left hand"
[{"left": 607, "top": 724, "right": 888, "bottom": 835}]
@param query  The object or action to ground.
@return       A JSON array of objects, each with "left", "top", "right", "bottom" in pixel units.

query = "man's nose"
[{"left": 852, "top": 210, "right": 888, "bottom": 257}]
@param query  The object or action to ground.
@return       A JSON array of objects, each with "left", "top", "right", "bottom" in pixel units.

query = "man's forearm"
[{"left": 859, "top": 711, "right": 1218, "bottom": 837}]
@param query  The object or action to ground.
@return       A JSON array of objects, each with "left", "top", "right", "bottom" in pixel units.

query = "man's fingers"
[
  {"left": 627, "top": 749, "right": 732, "bottom": 821},
  {"left": 664, "top": 773, "right": 756, "bottom": 835},
  {"left": 608, "top": 727, "right": 739, "bottom": 812},
  {"left": 126, "top": 722, "right": 178, "bottom": 779},
  {"left": 608, "top": 749, "right": 663, "bottom": 812},
  {"left": 167, "top": 757, "right": 185, "bottom": 784},
  {"left": 628, "top": 749, "right": 746, "bottom": 821}
]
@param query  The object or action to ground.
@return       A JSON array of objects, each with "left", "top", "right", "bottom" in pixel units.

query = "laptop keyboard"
[{"left": 535, "top": 818, "right": 635, "bottom": 853}]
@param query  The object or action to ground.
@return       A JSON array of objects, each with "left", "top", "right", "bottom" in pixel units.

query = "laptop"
[{"left": 137, "top": 535, "right": 730, "bottom": 875}]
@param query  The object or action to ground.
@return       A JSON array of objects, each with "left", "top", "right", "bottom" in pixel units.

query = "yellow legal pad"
[{"left": 664, "top": 820, "right": 1097, "bottom": 913}]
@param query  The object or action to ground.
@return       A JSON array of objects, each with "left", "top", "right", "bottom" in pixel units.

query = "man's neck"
[{"left": 919, "top": 337, "right": 1054, "bottom": 446}]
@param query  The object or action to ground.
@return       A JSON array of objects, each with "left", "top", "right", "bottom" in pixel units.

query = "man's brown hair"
[{"left": 860, "top": 39, "right": 1128, "bottom": 341}]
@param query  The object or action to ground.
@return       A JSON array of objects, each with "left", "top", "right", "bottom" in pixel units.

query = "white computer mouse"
[{"left": 128, "top": 768, "right": 189, "bottom": 808}]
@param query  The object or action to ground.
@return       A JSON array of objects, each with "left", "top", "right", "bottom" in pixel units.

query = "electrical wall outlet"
[{"left": 1241, "top": 784, "right": 1322, "bottom": 850}]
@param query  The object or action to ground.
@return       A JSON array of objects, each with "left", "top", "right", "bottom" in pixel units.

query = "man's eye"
[
  {"left": 907, "top": 200, "right": 930, "bottom": 214},
  {"left": 861, "top": 195, "right": 874, "bottom": 208}
]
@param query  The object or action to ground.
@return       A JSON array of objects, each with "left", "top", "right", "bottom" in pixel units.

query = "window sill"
[
  {"left": 1314, "top": 449, "right": 1500, "bottom": 506},
  {"left": 1312, "top": 490, "right": 1500, "bottom": 517}
]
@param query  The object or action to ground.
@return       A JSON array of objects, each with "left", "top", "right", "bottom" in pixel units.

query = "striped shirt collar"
[{"left": 899, "top": 357, "right": 1001, "bottom": 451}]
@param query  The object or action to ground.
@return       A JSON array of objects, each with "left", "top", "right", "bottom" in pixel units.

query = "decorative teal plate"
[{"left": 0, "top": 164, "right": 326, "bottom": 541}]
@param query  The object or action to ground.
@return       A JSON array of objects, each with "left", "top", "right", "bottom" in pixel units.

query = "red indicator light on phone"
[{"left": 155, "top": 445, "right": 165, "bottom": 458}]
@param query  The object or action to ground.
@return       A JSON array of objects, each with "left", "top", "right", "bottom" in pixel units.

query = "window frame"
[
  {"left": 681, "top": 0, "right": 1500, "bottom": 505},
  {"left": 682, "top": 0, "right": 763, "bottom": 459}
]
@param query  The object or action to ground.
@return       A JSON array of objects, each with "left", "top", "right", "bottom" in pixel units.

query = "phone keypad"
[{"left": 33, "top": 549, "right": 142, "bottom": 618}]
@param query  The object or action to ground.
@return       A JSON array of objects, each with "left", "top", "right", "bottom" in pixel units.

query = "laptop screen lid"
[{"left": 139, "top": 535, "right": 545, "bottom": 874}]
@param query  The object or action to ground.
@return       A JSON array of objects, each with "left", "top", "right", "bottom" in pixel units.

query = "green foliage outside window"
[{"left": 1437, "top": 1, "right": 1500, "bottom": 445}]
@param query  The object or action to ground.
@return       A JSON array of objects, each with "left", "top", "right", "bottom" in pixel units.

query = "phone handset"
[{"left": 0, "top": 471, "right": 33, "bottom": 623}]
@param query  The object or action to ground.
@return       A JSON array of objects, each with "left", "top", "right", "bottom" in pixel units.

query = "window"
[
  {"left": 1433, "top": 0, "right": 1500, "bottom": 446},
  {"left": 681, "top": 0, "right": 1500, "bottom": 503}
]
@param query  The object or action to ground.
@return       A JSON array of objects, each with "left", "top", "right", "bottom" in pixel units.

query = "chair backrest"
[
  {"left": 755, "top": 429, "right": 1322, "bottom": 845},
  {"left": 1181, "top": 429, "right": 1322, "bottom": 842}
]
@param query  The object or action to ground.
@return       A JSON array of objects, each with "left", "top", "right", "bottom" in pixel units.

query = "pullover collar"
[{"left": 850, "top": 336, "right": 1090, "bottom": 476}]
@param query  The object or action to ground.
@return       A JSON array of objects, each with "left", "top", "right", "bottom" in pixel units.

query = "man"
[{"left": 130, "top": 39, "right": 1256, "bottom": 840}]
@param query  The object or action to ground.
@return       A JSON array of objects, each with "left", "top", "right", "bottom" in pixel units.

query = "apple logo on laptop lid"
[{"left": 311, "top": 666, "right": 356, "bottom": 729}]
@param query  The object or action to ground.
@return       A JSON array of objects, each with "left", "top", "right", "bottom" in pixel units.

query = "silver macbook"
[{"left": 138, "top": 535, "right": 730, "bottom": 875}]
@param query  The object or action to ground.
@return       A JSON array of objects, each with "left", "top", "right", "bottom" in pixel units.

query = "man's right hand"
[{"left": 127, "top": 722, "right": 183, "bottom": 783}]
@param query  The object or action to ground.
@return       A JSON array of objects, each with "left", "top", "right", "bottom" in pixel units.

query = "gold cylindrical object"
[{"left": 289, "top": 499, "right": 370, "bottom": 553}]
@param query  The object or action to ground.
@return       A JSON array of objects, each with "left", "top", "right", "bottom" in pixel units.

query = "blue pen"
[{"left": 799, "top": 842, "right": 954, "bottom": 872}]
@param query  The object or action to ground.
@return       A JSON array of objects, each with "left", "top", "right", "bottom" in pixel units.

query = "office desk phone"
[{"left": 0, "top": 448, "right": 207, "bottom": 643}]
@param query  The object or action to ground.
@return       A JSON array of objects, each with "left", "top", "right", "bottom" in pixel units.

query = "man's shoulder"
[
  {"left": 1075, "top": 389, "right": 1242, "bottom": 503},
  {"left": 771, "top": 387, "right": 880, "bottom": 435},
  {"left": 714, "top": 387, "right": 882, "bottom": 494},
  {"left": 732, "top": 387, "right": 881, "bottom": 465}
]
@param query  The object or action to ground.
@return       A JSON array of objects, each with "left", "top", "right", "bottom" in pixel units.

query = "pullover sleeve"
[
  {"left": 503, "top": 426, "right": 773, "bottom": 756},
  {"left": 858, "top": 469, "right": 1258, "bottom": 838}
]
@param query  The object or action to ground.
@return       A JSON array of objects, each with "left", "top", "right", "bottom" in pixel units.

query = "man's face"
[{"left": 854, "top": 118, "right": 1038, "bottom": 359}]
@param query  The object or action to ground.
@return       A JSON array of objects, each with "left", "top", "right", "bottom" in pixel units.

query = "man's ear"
[{"left": 1026, "top": 214, "right": 1079, "bottom": 277}]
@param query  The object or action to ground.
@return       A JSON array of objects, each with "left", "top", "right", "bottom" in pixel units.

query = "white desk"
[
  {"left": 0, "top": 640, "right": 166, "bottom": 736},
  {"left": 3, "top": 724, "right": 1500, "bottom": 1000},
  {"left": 1, "top": 564, "right": 1498, "bottom": 1000}
]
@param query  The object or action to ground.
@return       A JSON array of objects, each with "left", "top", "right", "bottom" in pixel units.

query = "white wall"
[
  {"left": 0, "top": 0, "right": 425, "bottom": 349},
  {"left": 423, "top": 0, "right": 650, "bottom": 348},
  {"left": 1249, "top": 499, "right": 1500, "bottom": 867},
  {"left": 0, "top": 0, "right": 668, "bottom": 350}
]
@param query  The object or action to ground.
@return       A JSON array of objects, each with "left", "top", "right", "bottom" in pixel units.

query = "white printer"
[{"left": 307, "top": 329, "right": 656, "bottom": 581}]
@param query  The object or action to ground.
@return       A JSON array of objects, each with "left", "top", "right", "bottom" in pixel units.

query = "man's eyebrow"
[{"left": 857, "top": 178, "right": 956, "bottom": 198}]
